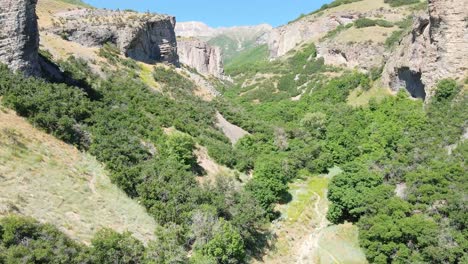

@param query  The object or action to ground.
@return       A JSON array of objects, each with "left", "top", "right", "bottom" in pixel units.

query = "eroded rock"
[
  {"left": 382, "top": 0, "right": 468, "bottom": 100},
  {"left": 0, "top": 0, "right": 40, "bottom": 76},
  {"left": 177, "top": 39, "right": 224, "bottom": 78},
  {"left": 317, "top": 41, "right": 386, "bottom": 71},
  {"left": 52, "top": 9, "right": 179, "bottom": 65}
]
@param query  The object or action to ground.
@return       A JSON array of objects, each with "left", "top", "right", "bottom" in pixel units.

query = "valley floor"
[{"left": 257, "top": 168, "right": 367, "bottom": 264}]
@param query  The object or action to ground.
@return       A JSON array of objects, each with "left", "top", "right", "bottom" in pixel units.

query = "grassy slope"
[
  {"left": 57, "top": 0, "right": 92, "bottom": 7},
  {"left": 0, "top": 103, "right": 156, "bottom": 244},
  {"left": 37, "top": 0, "right": 84, "bottom": 27},
  {"left": 225, "top": 44, "right": 269, "bottom": 74},
  {"left": 208, "top": 29, "right": 267, "bottom": 65}
]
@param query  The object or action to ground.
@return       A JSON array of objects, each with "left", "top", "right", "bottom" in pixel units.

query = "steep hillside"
[
  {"left": 0, "top": 103, "right": 157, "bottom": 244},
  {"left": 0, "top": 0, "right": 466, "bottom": 263}
]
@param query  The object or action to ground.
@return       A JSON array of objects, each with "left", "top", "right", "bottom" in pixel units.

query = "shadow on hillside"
[{"left": 39, "top": 54, "right": 102, "bottom": 101}]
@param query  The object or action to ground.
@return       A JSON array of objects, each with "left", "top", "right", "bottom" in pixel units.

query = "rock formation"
[
  {"left": 177, "top": 39, "right": 224, "bottom": 78},
  {"left": 176, "top": 22, "right": 272, "bottom": 64},
  {"left": 0, "top": 0, "right": 41, "bottom": 76},
  {"left": 52, "top": 9, "right": 179, "bottom": 65},
  {"left": 317, "top": 42, "right": 386, "bottom": 71},
  {"left": 264, "top": 13, "right": 357, "bottom": 58},
  {"left": 382, "top": 0, "right": 468, "bottom": 100}
]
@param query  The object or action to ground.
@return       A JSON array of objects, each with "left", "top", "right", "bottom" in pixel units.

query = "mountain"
[
  {"left": 0, "top": 0, "right": 466, "bottom": 263},
  {"left": 176, "top": 21, "right": 273, "bottom": 64}
]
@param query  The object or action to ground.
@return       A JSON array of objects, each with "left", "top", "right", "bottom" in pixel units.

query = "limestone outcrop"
[
  {"left": 52, "top": 9, "right": 179, "bottom": 65},
  {"left": 0, "top": 0, "right": 41, "bottom": 76},
  {"left": 264, "top": 13, "right": 357, "bottom": 58},
  {"left": 381, "top": 0, "right": 468, "bottom": 100},
  {"left": 317, "top": 41, "right": 386, "bottom": 71},
  {"left": 177, "top": 39, "right": 224, "bottom": 78}
]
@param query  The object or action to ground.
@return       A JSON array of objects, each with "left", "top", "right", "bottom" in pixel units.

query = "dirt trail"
[
  {"left": 257, "top": 174, "right": 367, "bottom": 264},
  {"left": 296, "top": 193, "right": 339, "bottom": 264}
]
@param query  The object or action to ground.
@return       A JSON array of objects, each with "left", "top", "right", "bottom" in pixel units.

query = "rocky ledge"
[
  {"left": 51, "top": 9, "right": 179, "bottom": 65},
  {"left": 0, "top": 0, "right": 41, "bottom": 76}
]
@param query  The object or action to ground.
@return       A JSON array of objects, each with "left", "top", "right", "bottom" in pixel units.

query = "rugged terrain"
[
  {"left": 0, "top": 0, "right": 41, "bottom": 75},
  {"left": 178, "top": 38, "right": 225, "bottom": 78},
  {"left": 49, "top": 9, "right": 179, "bottom": 65},
  {"left": 0, "top": 0, "right": 466, "bottom": 263},
  {"left": 176, "top": 22, "right": 273, "bottom": 65},
  {"left": 382, "top": 0, "right": 468, "bottom": 98}
]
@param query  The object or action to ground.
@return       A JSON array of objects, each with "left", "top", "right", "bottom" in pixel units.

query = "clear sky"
[{"left": 84, "top": 0, "right": 332, "bottom": 28}]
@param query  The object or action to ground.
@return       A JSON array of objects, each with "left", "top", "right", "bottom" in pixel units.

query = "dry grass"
[
  {"left": 40, "top": 33, "right": 99, "bottom": 60},
  {"left": 320, "top": 0, "right": 388, "bottom": 15},
  {"left": 194, "top": 145, "right": 241, "bottom": 185},
  {"left": 347, "top": 81, "right": 392, "bottom": 107},
  {"left": 335, "top": 26, "right": 398, "bottom": 44},
  {"left": 37, "top": 0, "right": 85, "bottom": 28},
  {"left": 0, "top": 105, "right": 157, "bottom": 245}
]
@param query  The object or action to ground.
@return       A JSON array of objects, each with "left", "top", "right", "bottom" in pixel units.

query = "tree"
[
  {"left": 433, "top": 79, "right": 460, "bottom": 102},
  {"left": 145, "top": 224, "right": 188, "bottom": 264},
  {"left": 165, "top": 132, "right": 197, "bottom": 170},
  {"left": 202, "top": 219, "right": 245, "bottom": 264},
  {"left": 300, "top": 112, "right": 327, "bottom": 138},
  {"left": 90, "top": 229, "right": 144, "bottom": 264}
]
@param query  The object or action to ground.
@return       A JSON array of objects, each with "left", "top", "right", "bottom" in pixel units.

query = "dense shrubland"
[
  {"left": 0, "top": 61, "right": 267, "bottom": 263},
  {"left": 0, "top": 6, "right": 466, "bottom": 261},
  {"left": 220, "top": 36, "right": 467, "bottom": 263}
]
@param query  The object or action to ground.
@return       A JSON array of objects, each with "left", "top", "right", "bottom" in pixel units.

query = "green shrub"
[
  {"left": 384, "top": 0, "right": 419, "bottom": 7},
  {"left": 0, "top": 216, "right": 88, "bottom": 263},
  {"left": 433, "top": 79, "right": 460, "bottom": 102},
  {"left": 354, "top": 18, "right": 393, "bottom": 28},
  {"left": 91, "top": 229, "right": 145, "bottom": 264},
  {"left": 202, "top": 219, "right": 245, "bottom": 264}
]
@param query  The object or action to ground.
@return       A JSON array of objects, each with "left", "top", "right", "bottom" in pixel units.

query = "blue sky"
[{"left": 85, "top": 0, "right": 331, "bottom": 28}]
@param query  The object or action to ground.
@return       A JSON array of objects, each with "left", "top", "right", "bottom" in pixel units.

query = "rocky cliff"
[
  {"left": 176, "top": 22, "right": 272, "bottom": 63},
  {"left": 52, "top": 9, "right": 179, "bottom": 65},
  {"left": 0, "top": 0, "right": 40, "bottom": 76},
  {"left": 265, "top": 13, "right": 357, "bottom": 58},
  {"left": 177, "top": 39, "right": 224, "bottom": 78},
  {"left": 382, "top": 0, "right": 468, "bottom": 100},
  {"left": 263, "top": 0, "right": 410, "bottom": 70}
]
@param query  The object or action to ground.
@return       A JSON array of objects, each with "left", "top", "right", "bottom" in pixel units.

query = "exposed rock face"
[
  {"left": 265, "top": 13, "right": 358, "bottom": 58},
  {"left": 382, "top": 0, "right": 468, "bottom": 100},
  {"left": 176, "top": 22, "right": 272, "bottom": 64},
  {"left": 52, "top": 9, "right": 179, "bottom": 65},
  {"left": 317, "top": 42, "right": 386, "bottom": 71},
  {"left": 177, "top": 39, "right": 224, "bottom": 78},
  {"left": 0, "top": 0, "right": 40, "bottom": 76}
]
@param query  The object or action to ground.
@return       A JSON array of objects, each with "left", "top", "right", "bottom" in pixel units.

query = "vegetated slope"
[
  {"left": 218, "top": 1, "right": 467, "bottom": 263},
  {"left": 0, "top": 46, "right": 264, "bottom": 262},
  {"left": 1, "top": 0, "right": 466, "bottom": 263},
  {"left": 0, "top": 103, "right": 157, "bottom": 244}
]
